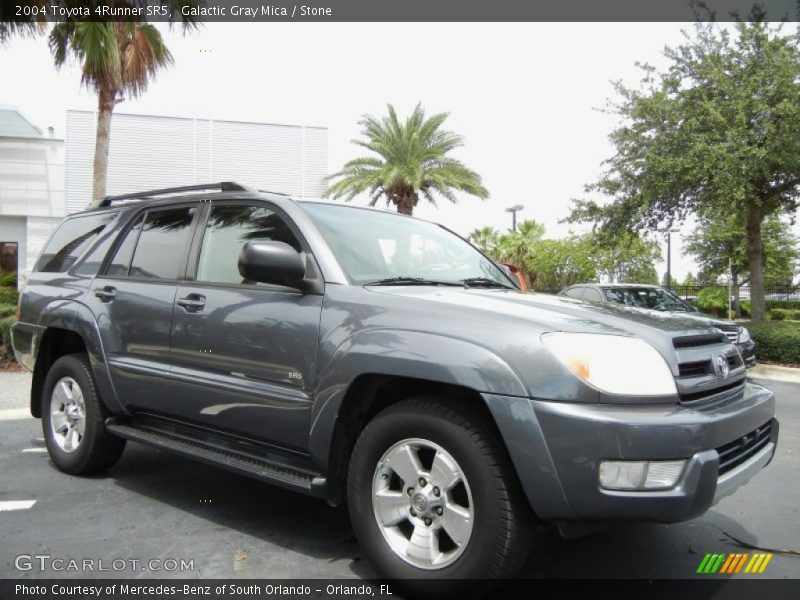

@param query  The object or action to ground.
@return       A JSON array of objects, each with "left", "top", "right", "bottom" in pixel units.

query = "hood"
[
  {"left": 667, "top": 310, "right": 741, "bottom": 332},
  {"left": 367, "top": 286, "right": 722, "bottom": 348},
  {"left": 356, "top": 286, "right": 743, "bottom": 402}
]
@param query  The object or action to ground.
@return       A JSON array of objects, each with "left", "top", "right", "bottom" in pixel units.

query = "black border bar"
[{"left": 2, "top": 0, "right": 800, "bottom": 23}]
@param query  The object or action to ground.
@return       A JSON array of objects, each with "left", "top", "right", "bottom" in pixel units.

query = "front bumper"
[{"left": 485, "top": 381, "right": 776, "bottom": 523}]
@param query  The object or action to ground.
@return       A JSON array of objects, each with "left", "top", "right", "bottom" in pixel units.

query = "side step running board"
[{"left": 106, "top": 420, "right": 327, "bottom": 498}]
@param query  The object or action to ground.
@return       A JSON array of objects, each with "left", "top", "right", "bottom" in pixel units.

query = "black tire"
[
  {"left": 347, "top": 397, "right": 533, "bottom": 593},
  {"left": 41, "top": 354, "right": 126, "bottom": 474}
]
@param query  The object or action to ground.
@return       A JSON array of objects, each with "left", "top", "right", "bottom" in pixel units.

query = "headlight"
[
  {"left": 541, "top": 332, "right": 677, "bottom": 396},
  {"left": 738, "top": 327, "right": 751, "bottom": 343}
]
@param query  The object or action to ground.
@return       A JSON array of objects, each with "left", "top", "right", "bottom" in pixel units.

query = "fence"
[{"left": 669, "top": 284, "right": 800, "bottom": 302}]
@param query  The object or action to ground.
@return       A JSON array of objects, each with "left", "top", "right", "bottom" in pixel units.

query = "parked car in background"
[{"left": 558, "top": 283, "right": 756, "bottom": 367}]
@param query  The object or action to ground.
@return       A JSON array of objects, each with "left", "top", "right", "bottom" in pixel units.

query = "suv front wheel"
[
  {"left": 42, "top": 354, "right": 126, "bottom": 474},
  {"left": 347, "top": 397, "right": 532, "bottom": 587}
]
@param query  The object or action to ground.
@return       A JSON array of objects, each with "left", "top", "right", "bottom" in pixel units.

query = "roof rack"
[{"left": 89, "top": 182, "right": 251, "bottom": 209}]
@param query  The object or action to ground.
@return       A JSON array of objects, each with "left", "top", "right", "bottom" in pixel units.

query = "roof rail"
[{"left": 89, "top": 182, "right": 251, "bottom": 209}]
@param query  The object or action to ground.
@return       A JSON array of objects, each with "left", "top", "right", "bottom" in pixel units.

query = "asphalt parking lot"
[{"left": 0, "top": 372, "right": 798, "bottom": 580}]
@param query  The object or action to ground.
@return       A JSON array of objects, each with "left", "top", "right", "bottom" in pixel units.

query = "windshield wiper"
[
  {"left": 460, "top": 277, "right": 513, "bottom": 289},
  {"left": 364, "top": 277, "right": 463, "bottom": 287}
]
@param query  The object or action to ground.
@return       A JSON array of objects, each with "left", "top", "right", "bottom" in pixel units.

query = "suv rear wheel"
[
  {"left": 347, "top": 397, "right": 532, "bottom": 588},
  {"left": 42, "top": 354, "right": 126, "bottom": 474}
]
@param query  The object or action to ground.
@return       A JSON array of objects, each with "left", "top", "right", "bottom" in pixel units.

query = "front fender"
[
  {"left": 307, "top": 328, "right": 528, "bottom": 467},
  {"left": 35, "top": 300, "right": 123, "bottom": 414}
]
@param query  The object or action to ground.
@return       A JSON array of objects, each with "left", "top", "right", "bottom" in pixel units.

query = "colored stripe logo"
[{"left": 696, "top": 552, "right": 773, "bottom": 574}]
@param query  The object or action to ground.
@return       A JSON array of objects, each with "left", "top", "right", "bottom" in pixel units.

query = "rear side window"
[
  {"left": 563, "top": 287, "right": 585, "bottom": 299},
  {"left": 105, "top": 214, "right": 144, "bottom": 277},
  {"left": 35, "top": 213, "right": 115, "bottom": 273},
  {"left": 128, "top": 207, "right": 195, "bottom": 280},
  {"left": 583, "top": 288, "right": 603, "bottom": 302}
]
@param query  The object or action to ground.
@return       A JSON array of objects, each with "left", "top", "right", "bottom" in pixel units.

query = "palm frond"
[{"left": 121, "top": 23, "right": 173, "bottom": 97}]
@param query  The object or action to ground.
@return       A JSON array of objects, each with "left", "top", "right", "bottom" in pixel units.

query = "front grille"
[
  {"left": 678, "top": 360, "right": 712, "bottom": 378},
  {"left": 678, "top": 355, "right": 742, "bottom": 380},
  {"left": 722, "top": 330, "right": 739, "bottom": 343},
  {"left": 716, "top": 421, "right": 772, "bottom": 475},
  {"left": 673, "top": 333, "right": 727, "bottom": 349}
]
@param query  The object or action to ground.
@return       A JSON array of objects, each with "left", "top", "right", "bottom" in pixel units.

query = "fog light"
[{"left": 599, "top": 460, "right": 686, "bottom": 491}]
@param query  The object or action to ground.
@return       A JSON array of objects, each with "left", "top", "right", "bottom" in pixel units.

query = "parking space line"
[
  {"left": 22, "top": 448, "right": 47, "bottom": 453},
  {"left": 0, "top": 500, "right": 36, "bottom": 512},
  {"left": 0, "top": 408, "right": 31, "bottom": 421}
]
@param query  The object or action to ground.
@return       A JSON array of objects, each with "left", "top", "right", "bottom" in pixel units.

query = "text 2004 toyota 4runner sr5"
[{"left": 13, "top": 183, "right": 778, "bottom": 586}]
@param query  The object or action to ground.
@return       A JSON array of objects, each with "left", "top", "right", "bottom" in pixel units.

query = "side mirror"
[{"left": 238, "top": 241, "right": 306, "bottom": 287}]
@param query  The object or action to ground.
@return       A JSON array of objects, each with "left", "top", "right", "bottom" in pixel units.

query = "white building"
[
  {"left": 66, "top": 110, "right": 328, "bottom": 213},
  {"left": 0, "top": 106, "right": 66, "bottom": 286},
  {"left": 0, "top": 108, "right": 328, "bottom": 286}
]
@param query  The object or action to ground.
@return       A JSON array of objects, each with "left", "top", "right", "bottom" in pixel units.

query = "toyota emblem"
[{"left": 716, "top": 355, "right": 730, "bottom": 379}]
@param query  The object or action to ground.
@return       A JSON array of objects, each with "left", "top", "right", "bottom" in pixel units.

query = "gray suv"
[{"left": 12, "top": 183, "right": 778, "bottom": 588}]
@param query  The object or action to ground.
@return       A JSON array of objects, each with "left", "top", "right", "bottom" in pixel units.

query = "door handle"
[
  {"left": 177, "top": 294, "right": 206, "bottom": 312},
  {"left": 94, "top": 286, "right": 117, "bottom": 302}
]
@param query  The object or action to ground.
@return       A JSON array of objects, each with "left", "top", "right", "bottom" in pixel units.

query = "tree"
[
  {"left": 525, "top": 237, "right": 596, "bottom": 292},
  {"left": 685, "top": 211, "right": 798, "bottom": 315},
  {"left": 495, "top": 220, "right": 545, "bottom": 274},
  {"left": 585, "top": 230, "right": 661, "bottom": 284},
  {"left": 50, "top": 23, "right": 174, "bottom": 200},
  {"left": 685, "top": 213, "right": 799, "bottom": 286},
  {"left": 323, "top": 103, "right": 489, "bottom": 215},
  {"left": 2, "top": 4, "right": 198, "bottom": 200},
  {"left": 567, "top": 15, "right": 800, "bottom": 321},
  {"left": 468, "top": 226, "right": 500, "bottom": 255}
]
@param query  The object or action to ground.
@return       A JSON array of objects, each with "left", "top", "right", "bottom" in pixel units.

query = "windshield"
[
  {"left": 301, "top": 203, "right": 514, "bottom": 287},
  {"left": 603, "top": 287, "right": 693, "bottom": 312}
]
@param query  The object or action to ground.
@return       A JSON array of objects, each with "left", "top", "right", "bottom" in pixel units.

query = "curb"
[{"left": 748, "top": 364, "right": 800, "bottom": 384}]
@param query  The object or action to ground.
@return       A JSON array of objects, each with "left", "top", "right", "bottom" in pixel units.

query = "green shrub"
[
  {"left": 0, "top": 304, "right": 15, "bottom": 318},
  {"left": 749, "top": 321, "right": 800, "bottom": 364},
  {"left": 776, "top": 308, "right": 797, "bottom": 320},
  {"left": 695, "top": 287, "right": 729, "bottom": 317},
  {"left": 0, "top": 288, "right": 18, "bottom": 305},
  {"left": 768, "top": 308, "right": 788, "bottom": 320},
  {"left": 766, "top": 299, "right": 800, "bottom": 311},
  {"left": 793, "top": 311, "right": 800, "bottom": 321},
  {"left": 0, "top": 315, "right": 15, "bottom": 360}
]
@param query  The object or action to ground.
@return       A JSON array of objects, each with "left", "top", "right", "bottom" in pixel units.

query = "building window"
[{"left": 0, "top": 242, "right": 18, "bottom": 287}]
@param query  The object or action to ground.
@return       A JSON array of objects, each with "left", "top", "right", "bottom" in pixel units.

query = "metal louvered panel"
[{"left": 66, "top": 111, "right": 328, "bottom": 213}]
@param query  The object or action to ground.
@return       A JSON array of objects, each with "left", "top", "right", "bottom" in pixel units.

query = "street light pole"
[
  {"left": 505, "top": 205, "right": 524, "bottom": 232},
  {"left": 659, "top": 228, "right": 680, "bottom": 289}
]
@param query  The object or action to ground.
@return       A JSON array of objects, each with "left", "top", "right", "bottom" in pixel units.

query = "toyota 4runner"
[{"left": 12, "top": 183, "right": 778, "bottom": 588}]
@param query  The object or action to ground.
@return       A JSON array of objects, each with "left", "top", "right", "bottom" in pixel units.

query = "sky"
[{"left": 2, "top": 21, "right": 790, "bottom": 281}]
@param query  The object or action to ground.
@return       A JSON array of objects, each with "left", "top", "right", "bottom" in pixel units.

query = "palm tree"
[
  {"left": 324, "top": 103, "right": 489, "bottom": 215},
  {"left": 468, "top": 226, "right": 500, "bottom": 255},
  {"left": 49, "top": 22, "right": 176, "bottom": 200}
]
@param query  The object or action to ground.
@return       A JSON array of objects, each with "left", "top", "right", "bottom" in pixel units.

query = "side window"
[
  {"left": 583, "top": 288, "right": 603, "bottom": 302},
  {"left": 105, "top": 214, "right": 144, "bottom": 277},
  {"left": 128, "top": 207, "right": 195, "bottom": 280},
  {"left": 35, "top": 213, "right": 115, "bottom": 273},
  {"left": 196, "top": 204, "right": 303, "bottom": 285},
  {"left": 563, "top": 287, "right": 585, "bottom": 299}
]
